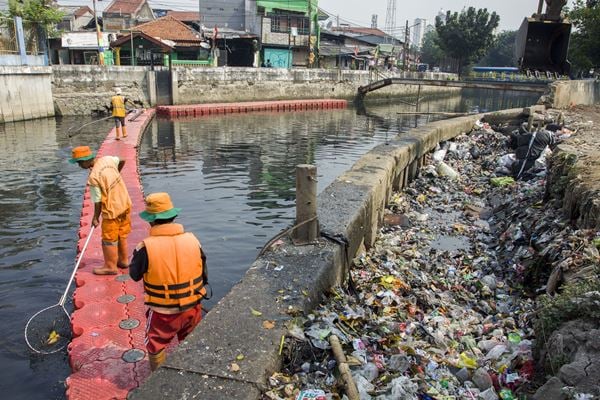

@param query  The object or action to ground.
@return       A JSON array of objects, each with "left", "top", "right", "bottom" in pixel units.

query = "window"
[{"left": 297, "top": 17, "right": 309, "bottom": 35}]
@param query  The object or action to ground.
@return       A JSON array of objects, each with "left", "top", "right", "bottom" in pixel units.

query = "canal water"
[{"left": 0, "top": 89, "right": 538, "bottom": 399}]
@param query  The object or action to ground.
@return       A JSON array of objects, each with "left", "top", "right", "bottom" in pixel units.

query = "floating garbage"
[{"left": 264, "top": 107, "right": 600, "bottom": 400}]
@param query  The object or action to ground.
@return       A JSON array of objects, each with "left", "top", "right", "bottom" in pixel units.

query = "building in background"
[
  {"left": 109, "top": 16, "right": 203, "bottom": 66},
  {"left": 411, "top": 18, "right": 427, "bottom": 49},
  {"left": 103, "top": 0, "right": 155, "bottom": 31},
  {"left": 256, "top": 0, "right": 319, "bottom": 68},
  {"left": 56, "top": 6, "right": 95, "bottom": 32}
]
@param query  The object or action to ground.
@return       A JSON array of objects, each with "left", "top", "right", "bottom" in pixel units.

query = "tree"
[
  {"left": 435, "top": 7, "right": 500, "bottom": 76},
  {"left": 419, "top": 30, "right": 444, "bottom": 67},
  {"left": 478, "top": 30, "right": 517, "bottom": 67},
  {"left": 567, "top": 0, "right": 600, "bottom": 76},
  {"left": 6, "top": 0, "right": 64, "bottom": 26}
]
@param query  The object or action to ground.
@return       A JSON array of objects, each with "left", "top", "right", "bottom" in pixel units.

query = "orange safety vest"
[
  {"left": 111, "top": 95, "right": 126, "bottom": 118},
  {"left": 142, "top": 223, "right": 206, "bottom": 309},
  {"left": 87, "top": 156, "right": 132, "bottom": 219}
]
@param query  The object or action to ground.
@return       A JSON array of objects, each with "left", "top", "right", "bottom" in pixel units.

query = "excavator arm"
[
  {"left": 516, "top": 0, "right": 571, "bottom": 76},
  {"left": 544, "top": 0, "right": 568, "bottom": 20}
]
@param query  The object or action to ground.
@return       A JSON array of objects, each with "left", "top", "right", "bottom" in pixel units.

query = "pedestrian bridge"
[{"left": 357, "top": 77, "right": 549, "bottom": 100}]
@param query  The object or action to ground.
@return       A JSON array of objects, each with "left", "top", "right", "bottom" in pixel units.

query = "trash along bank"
[{"left": 263, "top": 106, "right": 600, "bottom": 400}]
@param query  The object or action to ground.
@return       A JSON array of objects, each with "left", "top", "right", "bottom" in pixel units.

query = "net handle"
[{"left": 58, "top": 225, "right": 95, "bottom": 306}]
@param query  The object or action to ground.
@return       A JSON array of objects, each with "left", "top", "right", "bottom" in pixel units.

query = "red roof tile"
[
  {"left": 166, "top": 11, "right": 201, "bottom": 22},
  {"left": 105, "top": 0, "right": 146, "bottom": 16},
  {"left": 74, "top": 6, "right": 93, "bottom": 18},
  {"left": 133, "top": 16, "right": 201, "bottom": 45}
]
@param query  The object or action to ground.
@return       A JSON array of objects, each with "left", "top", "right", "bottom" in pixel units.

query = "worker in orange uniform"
[
  {"left": 111, "top": 87, "right": 129, "bottom": 140},
  {"left": 70, "top": 146, "right": 132, "bottom": 275},
  {"left": 129, "top": 192, "right": 208, "bottom": 371}
]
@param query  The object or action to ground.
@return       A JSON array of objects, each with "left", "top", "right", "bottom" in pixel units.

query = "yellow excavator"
[{"left": 516, "top": 0, "right": 571, "bottom": 77}]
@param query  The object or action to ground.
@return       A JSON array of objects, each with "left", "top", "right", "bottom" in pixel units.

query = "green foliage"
[
  {"left": 478, "top": 30, "right": 517, "bottom": 67},
  {"left": 6, "top": 0, "right": 64, "bottom": 26},
  {"left": 435, "top": 7, "right": 500, "bottom": 76},
  {"left": 567, "top": 0, "right": 600, "bottom": 75},
  {"left": 535, "top": 272, "right": 600, "bottom": 340},
  {"left": 419, "top": 30, "right": 444, "bottom": 67}
]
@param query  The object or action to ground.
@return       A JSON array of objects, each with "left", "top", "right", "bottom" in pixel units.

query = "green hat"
[
  {"left": 69, "top": 146, "right": 96, "bottom": 164},
  {"left": 139, "top": 192, "right": 181, "bottom": 222}
]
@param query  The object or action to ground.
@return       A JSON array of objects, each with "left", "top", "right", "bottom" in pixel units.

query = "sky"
[
  {"left": 0, "top": 0, "right": 573, "bottom": 32},
  {"left": 318, "top": 0, "right": 575, "bottom": 31}
]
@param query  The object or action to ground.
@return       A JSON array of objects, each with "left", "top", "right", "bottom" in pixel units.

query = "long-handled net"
[{"left": 24, "top": 226, "right": 95, "bottom": 354}]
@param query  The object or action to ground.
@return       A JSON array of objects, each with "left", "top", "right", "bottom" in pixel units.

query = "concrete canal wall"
[
  {"left": 0, "top": 66, "right": 54, "bottom": 123},
  {"left": 51, "top": 66, "right": 153, "bottom": 116},
  {"left": 172, "top": 67, "right": 458, "bottom": 105},
  {"left": 129, "top": 110, "right": 516, "bottom": 400},
  {"left": 546, "top": 79, "right": 600, "bottom": 108},
  {"left": 49, "top": 66, "right": 458, "bottom": 116}
]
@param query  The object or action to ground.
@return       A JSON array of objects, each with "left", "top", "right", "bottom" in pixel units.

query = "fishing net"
[
  {"left": 25, "top": 304, "right": 71, "bottom": 354},
  {"left": 24, "top": 226, "right": 94, "bottom": 355}
]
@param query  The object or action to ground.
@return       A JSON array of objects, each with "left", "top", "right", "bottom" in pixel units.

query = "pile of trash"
[{"left": 263, "top": 110, "right": 599, "bottom": 400}]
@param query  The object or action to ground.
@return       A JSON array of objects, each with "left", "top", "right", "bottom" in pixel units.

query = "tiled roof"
[
  {"left": 166, "top": 11, "right": 200, "bottom": 22},
  {"left": 133, "top": 16, "right": 201, "bottom": 45},
  {"left": 74, "top": 6, "right": 93, "bottom": 18},
  {"left": 105, "top": 0, "right": 146, "bottom": 15}
]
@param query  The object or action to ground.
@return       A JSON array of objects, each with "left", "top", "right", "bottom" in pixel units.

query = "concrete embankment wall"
[
  {"left": 52, "top": 66, "right": 152, "bottom": 116},
  {"left": 173, "top": 67, "right": 458, "bottom": 105},
  {"left": 0, "top": 66, "right": 54, "bottom": 123},
  {"left": 547, "top": 79, "right": 600, "bottom": 108},
  {"left": 130, "top": 110, "right": 520, "bottom": 400},
  {"left": 49, "top": 66, "right": 458, "bottom": 116}
]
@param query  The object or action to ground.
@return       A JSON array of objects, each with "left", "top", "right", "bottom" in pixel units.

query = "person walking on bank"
[
  {"left": 70, "top": 146, "right": 132, "bottom": 275},
  {"left": 111, "top": 87, "right": 129, "bottom": 140},
  {"left": 130, "top": 192, "right": 208, "bottom": 371}
]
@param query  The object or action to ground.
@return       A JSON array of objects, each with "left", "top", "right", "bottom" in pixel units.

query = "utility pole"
[
  {"left": 92, "top": 0, "right": 104, "bottom": 65},
  {"left": 307, "top": 0, "right": 312, "bottom": 67},
  {"left": 403, "top": 20, "right": 409, "bottom": 71}
]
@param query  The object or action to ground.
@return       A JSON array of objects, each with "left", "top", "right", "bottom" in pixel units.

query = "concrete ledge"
[
  {"left": 130, "top": 109, "right": 523, "bottom": 399},
  {"left": 547, "top": 80, "right": 600, "bottom": 108}
]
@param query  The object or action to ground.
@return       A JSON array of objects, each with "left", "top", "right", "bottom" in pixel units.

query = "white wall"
[{"left": 0, "top": 66, "right": 54, "bottom": 122}]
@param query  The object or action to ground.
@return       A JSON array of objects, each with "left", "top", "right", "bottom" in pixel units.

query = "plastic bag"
[{"left": 436, "top": 161, "right": 460, "bottom": 179}]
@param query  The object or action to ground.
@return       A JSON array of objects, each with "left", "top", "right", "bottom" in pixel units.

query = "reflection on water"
[
  {"left": 0, "top": 89, "right": 538, "bottom": 400},
  {"left": 0, "top": 116, "right": 114, "bottom": 400}
]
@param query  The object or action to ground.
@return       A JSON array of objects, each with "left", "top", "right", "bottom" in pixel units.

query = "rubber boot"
[
  {"left": 115, "top": 126, "right": 121, "bottom": 140},
  {"left": 122, "top": 126, "right": 128, "bottom": 138},
  {"left": 93, "top": 245, "right": 118, "bottom": 275},
  {"left": 149, "top": 349, "right": 166, "bottom": 371},
  {"left": 117, "top": 239, "right": 129, "bottom": 269}
]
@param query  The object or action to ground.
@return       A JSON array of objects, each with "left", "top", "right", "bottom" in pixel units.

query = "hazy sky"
[
  {"left": 0, "top": 0, "right": 573, "bottom": 32},
  {"left": 318, "top": 0, "right": 574, "bottom": 31}
]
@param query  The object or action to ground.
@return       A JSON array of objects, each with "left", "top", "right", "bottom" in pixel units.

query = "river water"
[{"left": 0, "top": 89, "right": 538, "bottom": 399}]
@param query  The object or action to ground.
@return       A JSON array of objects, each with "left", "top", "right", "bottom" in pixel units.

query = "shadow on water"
[{"left": 0, "top": 88, "right": 539, "bottom": 400}]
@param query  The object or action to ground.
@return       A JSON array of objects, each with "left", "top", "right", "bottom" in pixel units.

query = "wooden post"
[{"left": 293, "top": 164, "right": 318, "bottom": 244}]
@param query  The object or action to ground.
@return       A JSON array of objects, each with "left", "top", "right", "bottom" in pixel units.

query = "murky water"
[{"left": 0, "top": 89, "right": 538, "bottom": 399}]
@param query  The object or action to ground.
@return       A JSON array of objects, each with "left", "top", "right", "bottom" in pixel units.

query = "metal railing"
[
  {"left": 0, "top": 17, "right": 19, "bottom": 55},
  {"left": 0, "top": 16, "right": 44, "bottom": 56}
]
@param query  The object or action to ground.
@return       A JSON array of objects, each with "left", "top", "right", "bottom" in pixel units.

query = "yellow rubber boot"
[
  {"left": 115, "top": 126, "right": 121, "bottom": 140},
  {"left": 117, "top": 239, "right": 129, "bottom": 269},
  {"left": 122, "top": 126, "right": 127, "bottom": 138},
  {"left": 149, "top": 349, "right": 166, "bottom": 371},
  {"left": 93, "top": 245, "right": 118, "bottom": 275}
]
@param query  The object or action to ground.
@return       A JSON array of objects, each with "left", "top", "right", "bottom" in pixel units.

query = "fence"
[
  {"left": 0, "top": 17, "right": 18, "bottom": 55},
  {"left": 0, "top": 16, "right": 43, "bottom": 56}
]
